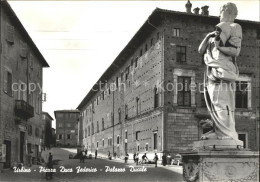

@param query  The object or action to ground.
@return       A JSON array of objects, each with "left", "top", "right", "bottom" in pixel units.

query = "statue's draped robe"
[{"left": 203, "top": 22, "right": 242, "bottom": 140}]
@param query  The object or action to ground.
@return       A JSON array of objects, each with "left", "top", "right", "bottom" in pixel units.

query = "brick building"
[
  {"left": 77, "top": 3, "right": 260, "bottom": 159},
  {"left": 42, "top": 112, "right": 53, "bottom": 149},
  {"left": 54, "top": 110, "right": 80, "bottom": 147},
  {"left": 0, "top": 1, "right": 49, "bottom": 170}
]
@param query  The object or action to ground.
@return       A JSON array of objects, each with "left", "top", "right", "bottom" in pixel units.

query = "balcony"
[{"left": 15, "top": 100, "right": 34, "bottom": 120}]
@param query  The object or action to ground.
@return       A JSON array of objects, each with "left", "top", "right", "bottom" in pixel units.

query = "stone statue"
[{"left": 198, "top": 3, "right": 242, "bottom": 140}]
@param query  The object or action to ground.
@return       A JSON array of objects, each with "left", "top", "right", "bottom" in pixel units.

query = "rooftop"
[{"left": 1, "top": 1, "right": 49, "bottom": 67}]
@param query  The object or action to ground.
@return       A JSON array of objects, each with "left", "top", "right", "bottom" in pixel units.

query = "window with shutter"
[
  {"left": 20, "top": 41, "right": 27, "bottom": 58},
  {"left": 3, "top": 68, "right": 13, "bottom": 96},
  {"left": 29, "top": 54, "right": 34, "bottom": 70},
  {"left": 6, "top": 23, "right": 14, "bottom": 43}
]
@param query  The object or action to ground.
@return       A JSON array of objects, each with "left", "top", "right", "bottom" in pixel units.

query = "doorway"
[
  {"left": 20, "top": 132, "right": 25, "bottom": 163},
  {"left": 3, "top": 140, "right": 11, "bottom": 169}
]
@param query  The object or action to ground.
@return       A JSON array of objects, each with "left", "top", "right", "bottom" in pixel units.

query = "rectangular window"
[
  {"left": 58, "top": 134, "right": 62, "bottom": 140},
  {"left": 118, "top": 109, "right": 121, "bottom": 124},
  {"left": 177, "top": 77, "right": 191, "bottom": 106},
  {"left": 173, "top": 28, "right": 180, "bottom": 37},
  {"left": 176, "top": 46, "right": 186, "bottom": 63},
  {"left": 145, "top": 143, "right": 148, "bottom": 151},
  {"left": 125, "top": 130, "right": 128, "bottom": 140},
  {"left": 139, "top": 49, "right": 143, "bottom": 57},
  {"left": 154, "top": 87, "right": 159, "bottom": 108},
  {"left": 3, "top": 69, "right": 12, "bottom": 96},
  {"left": 135, "top": 57, "right": 138, "bottom": 68},
  {"left": 6, "top": 23, "right": 14, "bottom": 43},
  {"left": 153, "top": 132, "right": 157, "bottom": 150},
  {"left": 102, "top": 118, "right": 104, "bottom": 131},
  {"left": 117, "top": 136, "right": 120, "bottom": 145},
  {"left": 136, "top": 97, "right": 141, "bottom": 115},
  {"left": 136, "top": 131, "right": 140, "bottom": 141},
  {"left": 97, "top": 121, "right": 99, "bottom": 133},
  {"left": 20, "top": 41, "right": 27, "bottom": 58},
  {"left": 67, "top": 134, "right": 71, "bottom": 139},
  {"left": 116, "top": 77, "right": 119, "bottom": 88},
  {"left": 236, "top": 81, "right": 248, "bottom": 108},
  {"left": 137, "top": 145, "right": 140, "bottom": 151},
  {"left": 125, "top": 104, "right": 128, "bottom": 119},
  {"left": 125, "top": 66, "right": 129, "bottom": 80},
  {"left": 97, "top": 141, "right": 98, "bottom": 148},
  {"left": 121, "top": 72, "right": 124, "bottom": 82}
]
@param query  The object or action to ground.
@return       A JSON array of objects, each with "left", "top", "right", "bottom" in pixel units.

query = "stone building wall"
[{"left": 0, "top": 2, "right": 47, "bottom": 170}]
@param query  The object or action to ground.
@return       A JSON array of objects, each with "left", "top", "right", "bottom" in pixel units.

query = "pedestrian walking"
[
  {"left": 46, "top": 152, "right": 53, "bottom": 179},
  {"left": 135, "top": 153, "right": 139, "bottom": 165},
  {"left": 81, "top": 151, "right": 85, "bottom": 163},
  {"left": 95, "top": 150, "right": 97, "bottom": 159},
  {"left": 167, "top": 153, "right": 172, "bottom": 165},
  {"left": 124, "top": 153, "right": 129, "bottom": 163},
  {"left": 162, "top": 153, "right": 167, "bottom": 166},
  {"left": 154, "top": 153, "right": 158, "bottom": 167},
  {"left": 133, "top": 153, "right": 136, "bottom": 164}
]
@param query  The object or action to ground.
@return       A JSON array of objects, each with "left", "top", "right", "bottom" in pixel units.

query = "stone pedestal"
[{"left": 181, "top": 142, "right": 259, "bottom": 182}]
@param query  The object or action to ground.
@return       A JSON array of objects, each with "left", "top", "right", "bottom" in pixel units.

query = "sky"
[{"left": 8, "top": 0, "right": 260, "bottom": 128}]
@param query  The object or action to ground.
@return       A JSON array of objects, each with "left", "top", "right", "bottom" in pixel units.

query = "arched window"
[{"left": 154, "top": 86, "right": 159, "bottom": 108}]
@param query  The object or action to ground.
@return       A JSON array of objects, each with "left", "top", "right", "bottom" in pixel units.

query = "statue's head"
[{"left": 219, "top": 2, "right": 238, "bottom": 22}]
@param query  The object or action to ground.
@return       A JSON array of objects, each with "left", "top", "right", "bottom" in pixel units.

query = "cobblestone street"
[{"left": 0, "top": 148, "right": 183, "bottom": 182}]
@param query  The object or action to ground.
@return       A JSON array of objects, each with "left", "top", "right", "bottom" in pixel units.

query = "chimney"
[
  {"left": 193, "top": 7, "right": 200, "bottom": 15},
  {"left": 185, "top": 0, "right": 192, "bottom": 13},
  {"left": 201, "top": 6, "right": 209, "bottom": 16}
]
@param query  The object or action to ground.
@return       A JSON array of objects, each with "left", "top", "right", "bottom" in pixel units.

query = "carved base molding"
[{"left": 181, "top": 150, "right": 259, "bottom": 182}]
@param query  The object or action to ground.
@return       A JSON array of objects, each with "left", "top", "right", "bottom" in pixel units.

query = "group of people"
[{"left": 133, "top": 153, "right": 159, "bottom": 167}]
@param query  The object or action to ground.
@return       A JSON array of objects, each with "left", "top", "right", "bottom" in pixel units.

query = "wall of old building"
[
  {"left": 55, "top": 112, "right": 79, "bottom": 147},
  {"left": 81, "top": 29, "right": 164, "bottom": 159},
  {"left": 0, "top": 6, "right": 45, "bottom": 169}
]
